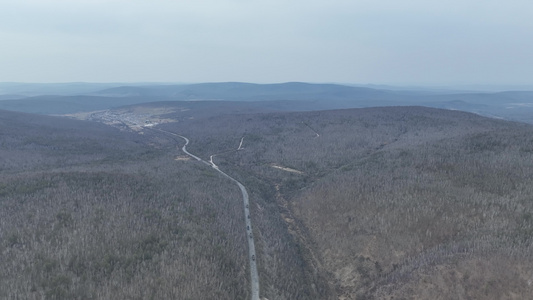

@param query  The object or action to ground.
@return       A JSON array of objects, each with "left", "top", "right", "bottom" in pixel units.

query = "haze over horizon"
[{"left": 1, "top": 0, "right": 532, "bottom": 87}]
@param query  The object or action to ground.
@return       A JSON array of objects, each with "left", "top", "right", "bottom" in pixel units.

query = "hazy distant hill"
[
  {"left": 0, "top": 95, "right": 172, "bottom": 115},
  {"left": 91, "top": 82, "right": 398, "bottom": 101},
  {"left": 1, "top": 81, "right": 533, "bottom": 121},
  {"left": 0, "top": 94, "right": 26, "bottom": 100},
  {"left": 0, "top": 82, "right": 412, "bottom": 115},
  {"left": 0, "top": 82, "right": 128, "bottom": 96}
]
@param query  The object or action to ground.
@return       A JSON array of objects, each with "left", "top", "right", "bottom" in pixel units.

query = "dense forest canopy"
[{"left": 1, "top": 97, "right": 533, "bottom": 299}]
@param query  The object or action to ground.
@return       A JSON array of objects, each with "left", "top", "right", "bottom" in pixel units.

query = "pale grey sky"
[{"left": 1, "top": 0, "right": 532, "bottom": 86}]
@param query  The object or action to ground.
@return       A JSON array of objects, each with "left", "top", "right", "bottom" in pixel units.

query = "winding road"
[{"left": 156, "top": 129, "right": 260, "bottom": 300}]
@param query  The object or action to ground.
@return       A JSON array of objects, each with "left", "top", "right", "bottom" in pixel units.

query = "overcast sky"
[{"left": 1, "top": 0, "right": 532, "bottom": 86}]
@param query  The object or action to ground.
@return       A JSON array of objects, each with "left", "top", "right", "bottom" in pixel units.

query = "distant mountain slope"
[
  {"left": 0, "top": 82, "right": 411, "bottom": 115},
  {"left": 87, "top": 83, "right": 533, "bottom": 124},
  {"left": 91, "top": 82, "right": 396, "bottom": 101},
  {"left": 0, "top": 82, "right": 147, "bottom": 96},
  {"left": 0, "top": 95, "right": 169, "bottom": 114},
  {"left": 1, "top": 82, "right": 533, "bottom": 124},
  {"left": 0, "top": 94, "right": 26, "bottom": 100}
]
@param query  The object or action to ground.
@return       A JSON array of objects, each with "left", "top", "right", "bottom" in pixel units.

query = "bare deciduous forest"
[
  {"left": 160, "top": 106, "right": 533, "bottom": 299},
  {"left": 1, "top": 110, "right": 249, "bottom": 299},
  {"left": 2, "top": 104, "right": 533, "bottom": 299}
]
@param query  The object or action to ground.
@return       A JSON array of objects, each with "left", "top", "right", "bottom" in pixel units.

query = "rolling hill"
[
  {"left": 1, "top": 82, "right": 533, "bottom": 124},
  {"left": 0, "top": 110, "right": 253, "bottom": 299},
  {"left": 156, "top": 105, "right": 533, "bottom": 299},
  {"left": 2, "top": 88, "right": 533, "bottom": 299}
]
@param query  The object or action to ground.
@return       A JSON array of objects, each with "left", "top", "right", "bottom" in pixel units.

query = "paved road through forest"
[{"left": 156, "top": 129, "right": 260, "bottom": 300}]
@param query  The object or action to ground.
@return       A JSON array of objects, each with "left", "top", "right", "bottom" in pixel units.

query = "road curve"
[{"left": 156, "top": 129, "right": 260, "bottom": 300}]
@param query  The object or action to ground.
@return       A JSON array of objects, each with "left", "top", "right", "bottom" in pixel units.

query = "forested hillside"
[
  {"left": 0, "top": 110, "right": 251, "bottom": 299},
  {"left": 3, "top": 104, "right": 533, "bottom": 299},
  {"left": 159, "top": 106, "right": 533, "bottom": 299}
]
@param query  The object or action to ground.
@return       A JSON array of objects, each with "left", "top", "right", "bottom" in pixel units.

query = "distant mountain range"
[
  {"left": 90, "top": 82, "right": 393, "bottom": 99},
  {"left": 1, "top": 82, "right": 533, "bottom": 123}
]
